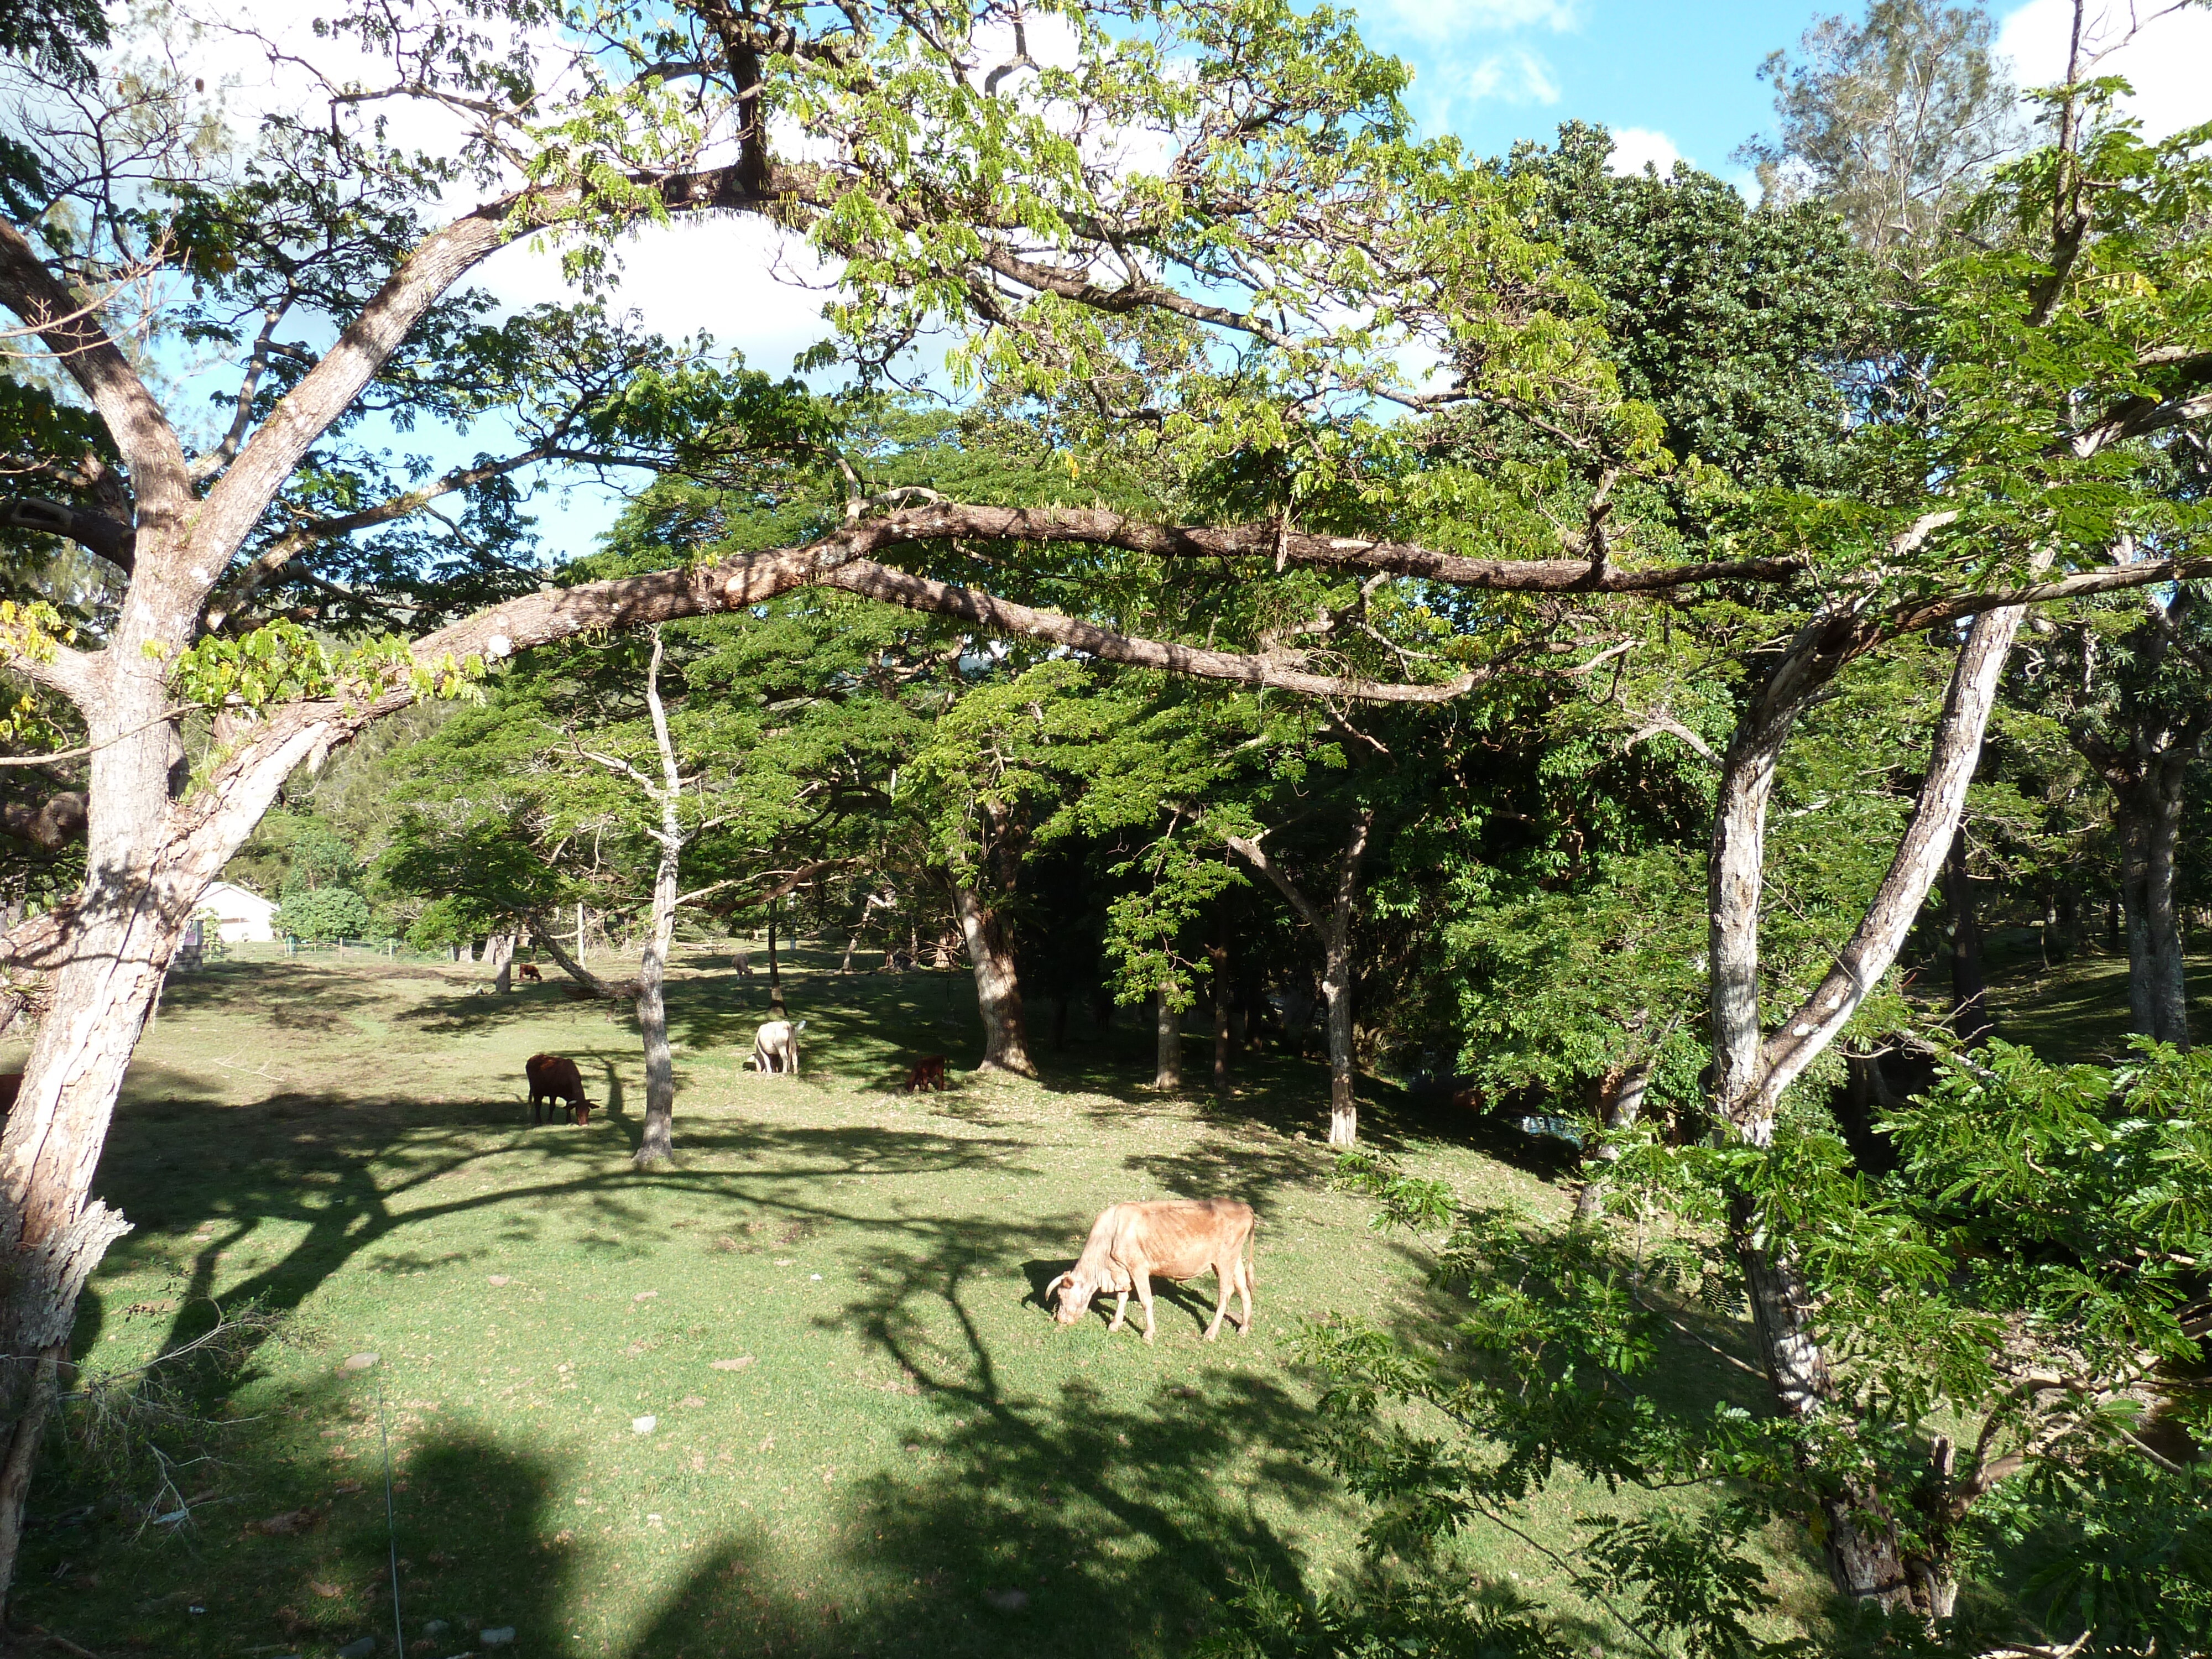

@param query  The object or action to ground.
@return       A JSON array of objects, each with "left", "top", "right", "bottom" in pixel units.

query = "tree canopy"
[{"left": 3, "top": 0, "right": 2211, "bottom": 1646}]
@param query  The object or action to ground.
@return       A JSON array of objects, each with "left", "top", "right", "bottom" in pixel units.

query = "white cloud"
[
  {"left": 1379, "top": 0, "right": 1579, "bottom": 39},
  {"left": 1998, "top": 0, "right": 2212, "bottom": 140},
  {"left": 1467, "top": 48, "right": 1562, "bottom": 106},
  {"left": 481, "top": 217, "right": 841, "bottom": 374},
  {"left": 1607, "top": 127, "right": 1685, "bottom": 176}
]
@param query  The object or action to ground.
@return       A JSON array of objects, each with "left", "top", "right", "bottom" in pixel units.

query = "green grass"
[
  {"left": 1978, "top": 941, "right": 2212, "bottom": 1065},
  {"left": 15, "top": 947, "right": 1828, "bottom": 1658}
]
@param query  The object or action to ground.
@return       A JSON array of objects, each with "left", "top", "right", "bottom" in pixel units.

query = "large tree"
[
  {"left": 2, "top": 0, "right": 2205, "bottom": 1630},
  {"left": 0, "top": 0, "right": 1807, "bottom": 1611},
  {"left": 1735, "top": 0, "right": 2023, "bottom": 270}
]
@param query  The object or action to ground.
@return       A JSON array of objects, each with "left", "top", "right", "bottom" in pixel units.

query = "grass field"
[
  {"left": 1978, "top": 941, "right": 2212, "bottom": 1065},
  {"left": 24, "top": 938, "right": 2116, "bottom": 1656},
  {"left": 1, "top": 946, "right": 1703, "bottom": 1659}
]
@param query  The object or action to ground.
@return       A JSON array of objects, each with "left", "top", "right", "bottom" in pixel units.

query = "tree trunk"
[
  {"left": 489, "top": 931, "right": 515, "bottom": 994},
  {"left": 1321, "top": 933, "right": 1355, "bottom": 1145},
  {"left": 525, "top": 911, "right": 619, "bottom": 998},
  {"left": 840, "top": 931, "right": 858, "bottom": 974},
  {"left": 2119, "top": 797, "right": 2158, "bottom": 1037},
  {"left": 1209, "top": 933, "right": 1231, "bottom": 1090},
  {"left": 1705, "top": 597, "right": 2028, "bottom": 1610},
  {"left": 633, "top": 841, "right": 679, "bottom": 1167},
  {"left": 567, "top": 627, "right": 692, "bottom": 1167},
  {"left": 1733, "top": 1196, "right": 1914, "bottom": 1602},
  {"left": 1939, "top": 830, "right": 1992, "bottom": 1045},
  {"left": 2145, "top": 776, "right": 2189, "bottom": 1049},
  {"left": 1574, "top": 1053, "right": 1656, "bottom": 1222},
  {"left": 0, "top": 698, "right": 337, "bottom": 1616},
  {"left": 766, "top": 910, "right": 785, "bottom": 1019},
  {"left": 2053, "top": 884, "right": 2081, "bottom": 960},
  {"left": 1154, "top": 988, "right": 1183, "bottom": 1090},
  {"left": 1226, "top": 807, "right": 1375, "bottom": 1145},
  {"left": 951, "top": 881, "right": 1034, "bottom": 1075}
]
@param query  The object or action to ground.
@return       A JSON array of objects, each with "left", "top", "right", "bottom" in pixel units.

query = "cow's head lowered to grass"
[{"left": 1047, "top": 1265, "right": 1112, "bottom": 1326}]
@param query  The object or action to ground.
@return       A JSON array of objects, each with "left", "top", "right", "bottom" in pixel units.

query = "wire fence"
[{"left": 182, "top": 936, "right": 965, "bottom": 973}]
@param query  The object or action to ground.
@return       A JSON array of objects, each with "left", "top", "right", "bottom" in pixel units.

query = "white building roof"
[{"left": 200, "top": 880, "right": 279, "bottom": 916}]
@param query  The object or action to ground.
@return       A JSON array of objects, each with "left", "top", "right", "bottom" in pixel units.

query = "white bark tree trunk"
[
  {"left": 634, "top": 841, "right": 680, "bottom": 1167},
  {"left": 1228, "top": 808, "right": 1373, "bottom": 1145},
  {"left": 572, "top": 630, "right": 693, "bottom": 1168},
  {"left": 0, "top": 703, "right": 341, "bottom": 1614},
  {"left": 1154, "top": 988, "right": 1184, "bottom": 1090},
  {"left": 1704, "top": 594, "right": 2028, "bottom": 1611},
  {"left": 951, "top": 880, "right": 1035, "bottom": 1076}
]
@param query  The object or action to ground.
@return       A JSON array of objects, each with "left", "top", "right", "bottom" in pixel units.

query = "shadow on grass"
[
  {"left": 38, "top": 1203, "right": 1330, "bottom": 1659},
  {"left": 80, "top": 1065, "right": 1045, "bottom": 1380},
  {"left": 1980, "top": 949, "right": 2212, "bottom": 1067}
]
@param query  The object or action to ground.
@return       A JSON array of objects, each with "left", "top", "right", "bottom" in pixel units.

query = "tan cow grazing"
[
  {"left": 1048, "top": 1198, "right": 1255, "bottom": 1343},
  {"left": 752, "top": 1019, "right": 805, "bottom": 1074},
  {"left": 525, "top": 1053, "right": 589, "bottom": 1125}
]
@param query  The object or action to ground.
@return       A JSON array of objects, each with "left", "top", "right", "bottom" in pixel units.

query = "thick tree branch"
[
  {"left": 0, "top": 221, "right": 191, "bottom": 539},
  {"left": 521, "top": 909, "right": 619, "bottom": 999},
  {"left": 849, "top": 502, "right": 1807, "bottom": 593},
  {"left": 1, "top": 638, "right": 98, "bottom": 711},
  {"left": 1751, "top": 599, "right": 2030, "bottom": 1119},
  {"left": 2059, "top": 344, "right": 2212, "bottom": 458},
  {"left": 0, "top": 794, "right": 85, "bottom": 851},
  {"left": 1224, "top": 833, "right": 1326, "bottom": 932},
  {"left": 0, "top": 498, "right": 133, "bottom": 571},
  {"left": 825, "top": 559, "right": 1475, "bottom": 702},
  {"left": 189, "top": 162, "right": 767, "bottom": 610},
  {"left": 1877, "top": 555, "right": 2212, "bottom": 641}
]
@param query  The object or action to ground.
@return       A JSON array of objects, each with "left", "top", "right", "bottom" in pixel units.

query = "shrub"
[{"left": 273, "top": 886, "right": 372, "bottom": 942}]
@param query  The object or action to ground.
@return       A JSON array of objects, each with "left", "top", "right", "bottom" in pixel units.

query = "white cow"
[{"left": 752, "top": 1019, "right": 805, "bottom": 1074}]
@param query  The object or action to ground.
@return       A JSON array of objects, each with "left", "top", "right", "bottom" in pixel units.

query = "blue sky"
[
  {"left": 1355, "top": 0, "right": 2211, "bottom": 189},
  {"left": 1363, "top": 0, "right": 1834, "bottom": 185}
]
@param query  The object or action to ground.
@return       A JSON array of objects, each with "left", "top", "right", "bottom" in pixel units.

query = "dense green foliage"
[{"left": 5, "top": 0, "right": 2210, "bottom": 1647}]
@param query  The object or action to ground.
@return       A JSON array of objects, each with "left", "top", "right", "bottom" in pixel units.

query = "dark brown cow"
[
  {"left": 0, "top": 1073, "right": 19, "bottom": 1117},
  {"left": 517, "top": 964, "right": 543, "bottom": 984},
  {"left": 525, "top": 1053, "right": 589, "bottom": 1125},
  {"left": 902, "top": 1054, "right": 947, "bottom": 1093},
  {"left": 1048, "top": 1198, "right": 1255, "bottom": 1343}
]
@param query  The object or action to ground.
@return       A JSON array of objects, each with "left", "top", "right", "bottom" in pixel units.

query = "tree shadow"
[
  {"left": 79, "top": 1078, "right": 1037, "bottom": 1393},
  {"left": 154, "top": 961, "right": 400, "bottom": 1031},
  {"left": 1119, "top": 1133, "right": 1333, "bottom": 1223},
  {"left": 25, "top": 1365, "right": 1329, "bottom": 1659}
]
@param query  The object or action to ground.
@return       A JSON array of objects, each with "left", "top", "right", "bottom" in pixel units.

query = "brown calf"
[
  {"left": 902, "top": 1055, "right": 947, "bottom": 1093},
  {"left": 517, "top": 964, "right": 543, "bottom": 984},
  {"left": 525, "top": 1053, "right": 589, "bottom": 1125},
  {"left": 1048, "top": 1198, "right": 1255, "bottom": 1343}
]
